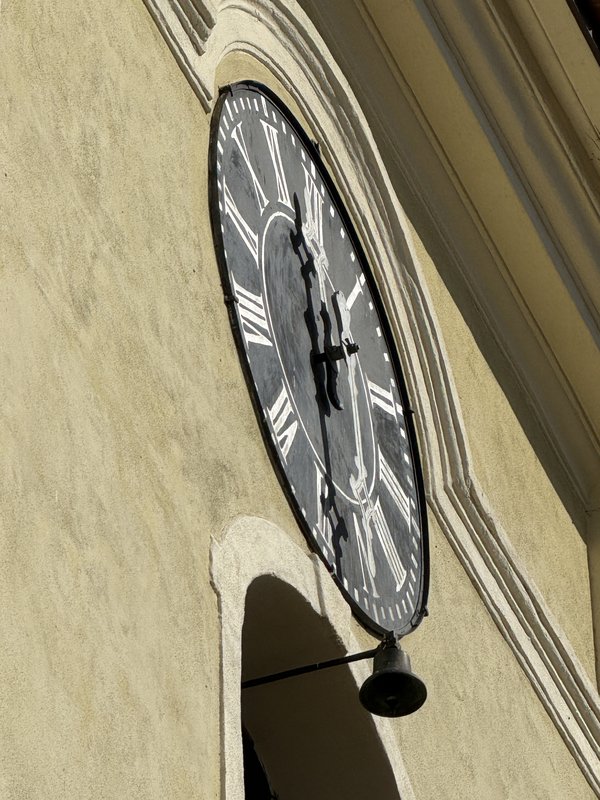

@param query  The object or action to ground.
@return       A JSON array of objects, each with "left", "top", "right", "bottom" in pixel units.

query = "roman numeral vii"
[
  {"left": 231, "top": 276, "right": 273, "bottom": 348},
  {"left": 268, "top": 382, "right": 298, "bottom": 461}
]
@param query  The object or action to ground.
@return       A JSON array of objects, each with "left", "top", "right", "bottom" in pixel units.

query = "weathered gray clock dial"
[{"left": 209, "top": 81, "right": 429, "bottom": 637}]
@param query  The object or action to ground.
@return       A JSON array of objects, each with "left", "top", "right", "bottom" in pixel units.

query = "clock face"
[{"left": 209, "top": 81, "right": 428, "bottom": 637}]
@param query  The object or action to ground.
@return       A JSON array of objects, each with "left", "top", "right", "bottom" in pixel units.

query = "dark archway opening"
[{"left": 241, "top": 575, "right": 402, "bottom": 800}]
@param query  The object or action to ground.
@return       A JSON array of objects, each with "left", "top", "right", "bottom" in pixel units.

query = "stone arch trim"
[
  {"left": 144, "top": 0, "right": 600, "bottom": 791},
  {"left": 210, "top": 515, "right": 417, "bottom": 800}
]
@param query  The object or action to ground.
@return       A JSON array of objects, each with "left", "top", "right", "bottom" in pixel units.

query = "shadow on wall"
[{"left": 240, "top": 575, "right": 401, "bottom": 800}]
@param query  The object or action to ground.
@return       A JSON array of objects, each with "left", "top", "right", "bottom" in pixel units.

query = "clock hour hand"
[
  {"left": 331, "top": 290, "right": 366, "bottom": 477},
  {"left": 292, "top": 193, "right": 342, "bottom": 411},
  {"left": 320, "top": 290, "right": 361, "bottom": 411},
  {"left": 332, "top": 291, "right": 383, "bottom": 588}
]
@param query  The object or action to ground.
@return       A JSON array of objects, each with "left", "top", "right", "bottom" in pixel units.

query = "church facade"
[{"left": 0, "top": 1, "right": 599, "bottom": 798}]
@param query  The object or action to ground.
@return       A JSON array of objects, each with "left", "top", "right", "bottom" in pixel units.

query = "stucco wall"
[
  {"left": 0, "top": 0, "right": 596, "bottom": 798},
  {"left": 394, "top": 515, "right": 596, "bottom": 800},
  {"left": 0, "top": 1, "right": 299, "bottom": 797},
  {"left": 410, "top": 228, "right": 596, "bottom": 683}
]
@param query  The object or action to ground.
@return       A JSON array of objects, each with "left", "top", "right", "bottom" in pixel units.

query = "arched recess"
[
  {"left": 242, "top": 577, "right": 401, "bottom": 800},
  {"left": 210, "top": 516, "right": 417, "bottom": 800}
]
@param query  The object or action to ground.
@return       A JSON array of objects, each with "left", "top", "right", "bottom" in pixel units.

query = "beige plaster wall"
[
  {"left": 0, "top": 1, "right": 595, "bottom": 799},
  {"left": 398, "top": 515, "right": 596, "bottom": 800},
  {"left": 214, "top": 515, "right": 596, "bottom": 800},
  {"left": 0, "top": 1, "right": 301, "bottom": 797},
  {"left": 410, "top": 226, "right": 596, "bottom": 683}
]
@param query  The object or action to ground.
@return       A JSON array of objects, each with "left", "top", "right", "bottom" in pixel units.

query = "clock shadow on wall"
[{"left": 240, "top": 576, "right": 404, "bottom": 800}]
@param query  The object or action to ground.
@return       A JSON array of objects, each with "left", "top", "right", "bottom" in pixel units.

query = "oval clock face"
[{"left": 209, "top": 81, "right": 429, "bottom": 637}]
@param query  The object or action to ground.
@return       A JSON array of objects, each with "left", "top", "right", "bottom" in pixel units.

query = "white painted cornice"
[
  {"left": 145, "top": 0, "right": 600, "bottom": 793},
  {"left": 143, "top": 0, "right": 216, "bottom": 107},
  {"left": 348, "top": 0, "right": 600, "bottom": 510},
  {"left": 419, "top": 0, "right": 600, "bottom": 505}
]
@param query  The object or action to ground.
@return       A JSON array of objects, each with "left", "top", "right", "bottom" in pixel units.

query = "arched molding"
[
  {"left": 145, "top": 0, "right": 600, "bottom": 792},
  {"left": 142, "top": 0, "right": 217, "bottom": 107},
  {"left": 210, "top": 515, "right": 417, "bottom": 800}
]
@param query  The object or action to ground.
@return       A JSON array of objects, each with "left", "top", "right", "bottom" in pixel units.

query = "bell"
[{"left": 359, "top": 642, "right": 427, "bottom": 718}]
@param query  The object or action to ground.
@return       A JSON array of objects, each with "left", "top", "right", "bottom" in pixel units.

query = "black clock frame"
[{"left": 208, "top": 80, "right": 429, "bottom": 638}]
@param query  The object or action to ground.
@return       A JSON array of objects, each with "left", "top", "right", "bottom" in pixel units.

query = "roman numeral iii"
[{"left": 379, "top": 447, "right": 411, "bottom": 526}]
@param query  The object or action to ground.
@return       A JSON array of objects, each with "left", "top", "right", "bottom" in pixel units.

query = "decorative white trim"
[
  {"left": 421, "top": 0, "right": 600, "bottom": 508},
  {"left": 354, "top": 0, "right": 600, "bottom": 510},
  {"left": 146, "top": 0, "right": 600, "bottom": 793},
  {"left": 142, "top": 0, "right": 216, "bottom": 108},
  {"left": 210, "top": 516, "right": 417, "bottom": 800}
]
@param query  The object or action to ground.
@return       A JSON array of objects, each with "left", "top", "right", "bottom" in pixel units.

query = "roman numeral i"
[
  {"left": 302, "top": 165, "right": 324, "bottom": 248},
  {"left": 230, "top": 122, "right": 269, "bottom": 213}
]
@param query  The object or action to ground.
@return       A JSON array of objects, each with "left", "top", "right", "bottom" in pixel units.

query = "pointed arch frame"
[{"left": 210, "top": 515, "right": 417, "bottom": 800}]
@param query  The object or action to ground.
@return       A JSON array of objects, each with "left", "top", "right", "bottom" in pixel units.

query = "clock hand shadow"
[
  {"left": 290, "top": 191, "right": 331, "bottom": 415},
  {"left": 291, "top": 191, "right": 350, "bottom": 575}
]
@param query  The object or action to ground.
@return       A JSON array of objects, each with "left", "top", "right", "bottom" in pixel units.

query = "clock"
[{"left": 209, "top": 81, "right": 429, "bottom": 638}]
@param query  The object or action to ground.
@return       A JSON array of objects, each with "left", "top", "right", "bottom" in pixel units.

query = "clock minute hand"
[
  {"left": 291, "top": 193, "right": 329, "bottom": 305},
  {"left": 334, "top": 292, "right": 407, "bottom": 595},
  {"left": 331, "top": 290, "right": 362, "bottom": 462},
  {"left": 292, "top": 193, "right": 345, "bottom": 411},
  {"left": 332, "top": 290, "right": 380, "bottom": 589}
]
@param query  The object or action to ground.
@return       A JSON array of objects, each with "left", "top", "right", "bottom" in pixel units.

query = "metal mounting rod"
[{"left": 241, "top": 646, "right": 380, "bottom": 690}]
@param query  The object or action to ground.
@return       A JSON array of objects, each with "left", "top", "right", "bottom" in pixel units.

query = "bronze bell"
[{"left": 359, "top": 641, "right": 427, "bottom": 718}]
